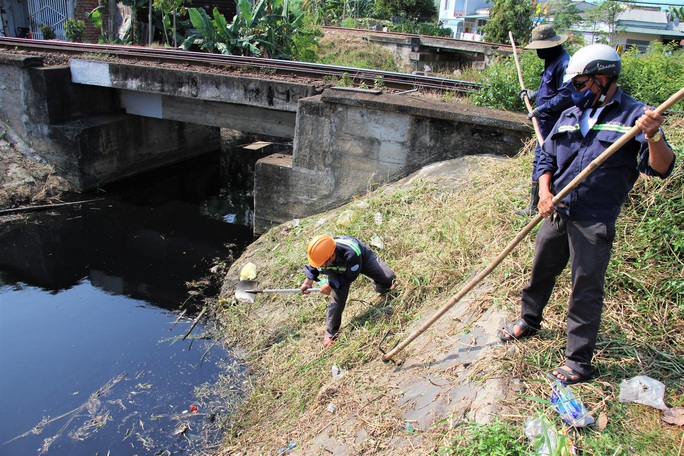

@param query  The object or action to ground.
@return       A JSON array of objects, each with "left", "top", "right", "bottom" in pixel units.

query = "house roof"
[
  {"left": 620, "top": 25, "right": 684, "bottom": 37},
  {"left": 618, "top": 9, "right": 667, "bottom": 25}
]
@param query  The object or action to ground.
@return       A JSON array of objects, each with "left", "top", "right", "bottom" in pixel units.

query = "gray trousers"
[
  {"left": 520, "top": 213, "right": 615, "bottom": 377},
  {"left": 326, "top": 254, "right": 396, "bottom": 338}
]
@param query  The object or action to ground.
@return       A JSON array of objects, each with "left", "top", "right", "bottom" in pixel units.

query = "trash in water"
[
  {"left": 549, "top": 378, "right": 594, "bottom": 427},
  {"left": 619, "top": 375, "right": 668, "bottom": 410},
  {"left": 189, "top": 405, "right": 198, "bottom": 413},
  {"left": 276, "top": 440, "right": 297, "bottom": 454},
  {"left": 524, "top": 416, "right": 575, "bottom": 455}
]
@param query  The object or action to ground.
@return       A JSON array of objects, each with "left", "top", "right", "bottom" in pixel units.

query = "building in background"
[
  {"left": 0, "top": 0, "right": 236, "bottom": 43},
  {"left": 438, "top": 0, "right": 490, "bottom": 40}
]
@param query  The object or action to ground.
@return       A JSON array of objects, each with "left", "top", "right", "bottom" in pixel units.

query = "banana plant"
[{"left": 181, "top": 0, "right": 304, "bottom": 58}]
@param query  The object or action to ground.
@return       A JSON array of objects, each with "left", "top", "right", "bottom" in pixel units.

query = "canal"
[{"left": 0, "top": 136, "right": 278, "bottom": 455}]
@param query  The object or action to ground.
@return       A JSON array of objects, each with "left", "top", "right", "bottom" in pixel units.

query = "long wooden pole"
[
  {"left": 509, "top": 31, "right": 544, "bottom": 146},
  {"left": 381, "top": 86, "right": 684, "bottom": 362}
]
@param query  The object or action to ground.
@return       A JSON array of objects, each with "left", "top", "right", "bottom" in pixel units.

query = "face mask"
[
  {"left": 571, "top": 88, "right": 597, "bottom": 110},
  {"left": 536, "top": 46, "right": 562, "bottom": 60}
]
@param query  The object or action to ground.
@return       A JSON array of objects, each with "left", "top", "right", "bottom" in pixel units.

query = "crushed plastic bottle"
[
  {"left": 276, "top": 440, "right": 297, "bottom": 455},
  {"left": 549, "top": 379, "right": 595, "bottom": 427},
  {"left": 524, "top": 416, "right": 575, "bottom": 455},
  {"left": 332, "top": 364, "right": 343, "bottom": 380}
]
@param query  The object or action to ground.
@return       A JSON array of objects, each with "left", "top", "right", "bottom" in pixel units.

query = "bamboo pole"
[
  {"left": 381, "top": 86, "right": 684, "bottom": 362},
  {"left": 509, "top": 30, "right": 544, "bottom": 146}
]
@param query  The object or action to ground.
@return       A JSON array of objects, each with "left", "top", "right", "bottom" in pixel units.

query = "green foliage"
[
  {"left": 469, "top": 43, "right": 684, "bottom": 113},
  {"left": 439, "top": 420, "right": 528, "bottom": 456},
  {"left": 317, "top": 37, "right": 398, "bottom": 71},
  {"left": 341, "top": 17, "right": 359, "bottom": 28},
  {"left": 152, "top": 0, "right": 190, "bottom": 47},
  {"left": 374, "top": 0, "right": 437, "bottom": 23},
  {"left": 482, "top": 0, "right": 533, "bottom": 45},
  {"left": 64, "top": 18, "right": 86, "bottom": 42},
  {"left": 469, "top": 50, "right": 543, "bottom": 112},
  {"left": 583, "top": 0, "right": 627, "bottom": 45},
  {"left": 388, "top": 21, "right": 451, "bottom": 37},
  {"left": 619, "top": 42, "right": 684, "bottom": 111},
  {"left": 40, "top": 24, "right": 56, "bottom": 40},
  {"left": 534, "top": 0, "right": 582, "bottom": 35},
  {"left": 182, "top": 0, "right": 306, "bottom": 58}
]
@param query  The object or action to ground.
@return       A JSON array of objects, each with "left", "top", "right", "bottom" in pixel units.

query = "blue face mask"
[{"left": 571, "top": 89, "right": 597, "bottom": 110}]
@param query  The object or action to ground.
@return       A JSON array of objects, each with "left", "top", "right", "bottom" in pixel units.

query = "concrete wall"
[
  {"left": 254, "top": 88, "right": 531, "bottom": 233},
  {"left": 0, "top": 53, "right": 220, "bottom": 191}
]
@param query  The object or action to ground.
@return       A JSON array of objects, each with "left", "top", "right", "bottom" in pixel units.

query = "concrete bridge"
[
  {"left": 0, "top": 52, "right": 532, "bottom": 233},
  {"left": 363, "top": 33, "right": 513, "bottom": 72}
]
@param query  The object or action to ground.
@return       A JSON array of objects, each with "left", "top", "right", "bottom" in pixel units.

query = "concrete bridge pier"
[
  {"left": 0, "top": 53, "right": 219, "bottom": 191},
  {"left": 254, "top": 88, "right": 530, "bottom": 234}
]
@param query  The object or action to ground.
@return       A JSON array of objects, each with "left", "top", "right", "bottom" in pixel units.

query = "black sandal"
[
  {"left": 548, "top": 366, "right": 592, "bottom": 385},
  {"left": 498, "top": 317, "right": 538, "bottom": 342}
]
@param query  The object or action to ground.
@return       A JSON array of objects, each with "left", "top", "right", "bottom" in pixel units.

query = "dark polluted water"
[{"left": 0, "top": 142, "right": 271, "bottom": 455}]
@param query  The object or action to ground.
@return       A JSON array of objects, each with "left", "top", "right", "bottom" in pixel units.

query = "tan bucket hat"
[{"left": 524, "top": 24, "right": 568, "bottom": 49}]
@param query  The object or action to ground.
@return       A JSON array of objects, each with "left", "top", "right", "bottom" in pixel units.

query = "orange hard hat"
[{"left": 307, "top": 235, "right": 336, "bottom": 267}]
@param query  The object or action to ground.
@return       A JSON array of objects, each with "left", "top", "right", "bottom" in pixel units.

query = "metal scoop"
[{"left": 235, "top": 280, "right": 320, "bottom": 303}]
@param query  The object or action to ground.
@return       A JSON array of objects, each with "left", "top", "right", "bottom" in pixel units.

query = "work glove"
[
  {"left": 528, "top": 107, "right": 541, "bottom": 120},
  {"left": 519, "top": 88, "right": 537, "bottom": 102}
]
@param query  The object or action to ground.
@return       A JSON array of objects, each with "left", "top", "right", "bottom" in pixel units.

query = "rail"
[{"left": 0, "top": 37, "right": 482, "bottom": 94}]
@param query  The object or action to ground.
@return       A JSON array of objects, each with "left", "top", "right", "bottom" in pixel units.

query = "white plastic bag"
[{"left": 618, "top": 375, "right": 668, "bottom": 410}]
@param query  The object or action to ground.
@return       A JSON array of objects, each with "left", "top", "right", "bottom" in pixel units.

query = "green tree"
[
  {"left": 373, "top": 0, "right": 437, "bottom": 23},
  {"left": 542, "top": 0, "right": 582, "bottom": 34},
  {"left": 482, "top": 0, "right": 533, "bottom": 45},
  {"left": 584, "top": 0, "right": 630, "bottom": 45}
]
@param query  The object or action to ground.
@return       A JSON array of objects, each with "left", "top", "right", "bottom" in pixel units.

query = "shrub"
[
  {"left": 40, "top": 24, "right": 56, "bottom": 40},
  {"left": 469, "top": 43, "right": 684, "bottom": 113},
  {"left": 65, "top": 18, "right": 86, "bottom": 42},
  {"left": 619, "top": 42, "right": 684, "bottom": 111}
]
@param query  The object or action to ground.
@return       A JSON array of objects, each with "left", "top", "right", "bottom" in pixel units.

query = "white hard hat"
[{"left": 564, "top": 44, "right": 621, "bottom": 83}]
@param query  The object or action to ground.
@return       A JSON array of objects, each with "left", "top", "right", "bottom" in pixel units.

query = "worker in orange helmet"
[{"left": 300, "top": 235, "right": 396, "bottom": 347}]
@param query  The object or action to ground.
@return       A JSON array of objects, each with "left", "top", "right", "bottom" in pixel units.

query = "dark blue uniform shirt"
[
  {"left": 538, "top": 88, "right": 674, "bottom": 222},
  {"left": 535, "top": 49, "right": 574, "bottom": 139}
]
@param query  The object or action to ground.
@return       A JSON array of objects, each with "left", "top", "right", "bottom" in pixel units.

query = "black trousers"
[
  {"left": 325, "top": 253, "right": 395, "bottom": 338},
  {"left": 520, "top": 213, "right": 615, "bottom": 376}
]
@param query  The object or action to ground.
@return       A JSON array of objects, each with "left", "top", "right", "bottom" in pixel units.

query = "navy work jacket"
[
  {"left": 537, "top": 88, "right": 675, "bottom": 222},
  {"left": 535, "top": 49, "right": 574, "bottom": 139},
  {"left": 305, "top": 236, "right": 370, "bottom": 290}
]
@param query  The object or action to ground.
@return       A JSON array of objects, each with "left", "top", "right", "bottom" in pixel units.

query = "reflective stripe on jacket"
[{"left": 537, "top": 88, "right": 674, "bottom": 222}]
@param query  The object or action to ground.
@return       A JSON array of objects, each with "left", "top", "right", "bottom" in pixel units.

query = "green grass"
[{"left": 210, "top": 113, "right": 684, "bottom": 454}]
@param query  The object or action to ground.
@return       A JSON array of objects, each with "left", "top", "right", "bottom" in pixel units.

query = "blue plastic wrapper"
[{"left": 549, "top": 379, "right": 595, "bottom": 428}]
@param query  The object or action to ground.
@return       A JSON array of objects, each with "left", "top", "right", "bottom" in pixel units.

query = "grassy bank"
[{"left": 210, "top": 114, "right": 683, "bottom": 455}]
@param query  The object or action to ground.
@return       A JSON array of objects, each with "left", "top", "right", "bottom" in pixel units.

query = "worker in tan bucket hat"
[{"left": 516, "top": 24, "right": 573, "bottom": 216}]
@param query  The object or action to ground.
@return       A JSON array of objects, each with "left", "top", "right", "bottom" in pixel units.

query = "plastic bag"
[
  {"left": 549, "top": 379, "right": 595, "bottom": 427},
  {"left": 239, "top": 262, "right": 257, "bottom": 280},
  {"left": 337, "top": 209, "right": 356, "bottom": 226},
  {"left": 524, "top": 417, "right": 575, "bottom": 455},
  {"left": 618, "top": 375, "right": 668, "bottom": 410}
]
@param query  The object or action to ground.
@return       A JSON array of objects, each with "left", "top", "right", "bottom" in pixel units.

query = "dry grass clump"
[{"left": 212, "top": 116, "right": 684, "bottom": 455}]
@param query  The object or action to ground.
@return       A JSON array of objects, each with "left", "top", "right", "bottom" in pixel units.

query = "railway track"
[{"left": 0, "top": 37, "right": 481, "bottom": 94}]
